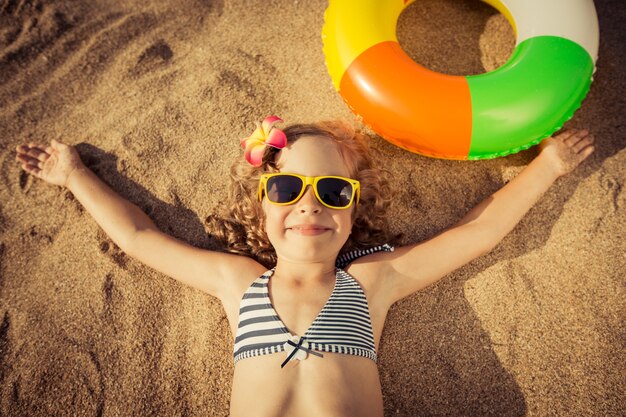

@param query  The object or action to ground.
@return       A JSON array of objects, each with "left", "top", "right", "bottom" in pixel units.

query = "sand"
[{"left": 1, "top": 0, "right": 624, "bottom": 415}]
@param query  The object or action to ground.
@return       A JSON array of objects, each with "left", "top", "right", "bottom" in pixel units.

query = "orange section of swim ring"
[{"left": 340, "top": 41, "right": 472, "bottom": 158}]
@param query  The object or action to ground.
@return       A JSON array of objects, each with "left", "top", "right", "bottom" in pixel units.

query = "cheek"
[
  {"left": 336, "top": 211, "right": 355, "bottom": 234},
  {"left": 262, "top": 202, "right": 287, "bottom": 235}
]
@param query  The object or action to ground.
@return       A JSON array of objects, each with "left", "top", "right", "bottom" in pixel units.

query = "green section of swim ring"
[{"left": 466, "top": 36, "right": 594, "bottom": 160}]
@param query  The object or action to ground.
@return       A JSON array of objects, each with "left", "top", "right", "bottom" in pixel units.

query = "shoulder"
[
  {"left": 343, "top": 249, "right": 395, "bottom": 302},
  {"left": 219, "top": 255, "right": 269, "bottom": 306},
  {"left": 342, "top": 256, "right": 400, "bottom": 324}
]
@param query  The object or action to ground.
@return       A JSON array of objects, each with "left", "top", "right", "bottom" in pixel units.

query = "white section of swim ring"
[{"left": 499, "top": 0, "right": 599, "bottom": 62}]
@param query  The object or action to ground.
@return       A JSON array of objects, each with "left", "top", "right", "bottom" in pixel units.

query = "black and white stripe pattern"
[
  {"left": 233, "top": 273, "right": 289, "bottom": 363},
  {"left": 335, "top": 244, "right": 394, "bottom": 269},
  {"left": 233, "top": 245, "right": 394, "bottom": 364},
  {"left": 234, "top": 273, "right": 375, "bottom": 364},
  {"left": 233, "top": 269, "right": 376, "bottom": 364}
]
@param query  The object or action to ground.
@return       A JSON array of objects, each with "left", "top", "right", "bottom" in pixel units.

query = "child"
[{"left": 15, "top": 117, "right": 594, "bottom": 417}]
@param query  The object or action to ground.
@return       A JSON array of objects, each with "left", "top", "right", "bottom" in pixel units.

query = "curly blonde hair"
[{"left": 205, "top": 120, "right": 398, "bottom": 268}]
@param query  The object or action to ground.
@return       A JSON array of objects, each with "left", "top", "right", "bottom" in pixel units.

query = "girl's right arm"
[
  {"left": 15, "top": 140, "right": 263, "bottom": 300},
  {"left": 361, "top": 129, "right": 594, "bottom": 306}
]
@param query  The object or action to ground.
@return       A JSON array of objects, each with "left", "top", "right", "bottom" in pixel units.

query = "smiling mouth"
[{"left": 288, "top": 226, "right": 330, "bottom": 235}]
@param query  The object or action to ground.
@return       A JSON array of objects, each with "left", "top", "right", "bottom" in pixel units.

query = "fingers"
[
  {"left": 16, "top": 139, "right": 67, "bottom": 156},
  {"left": 581, "top": 145, "right": 595, "bottom": 160},
  {"left": 568, "top": 132, "right": 595, "bottom": 168},
  {"left": 28, "top": 147, "right": 48, "bottom": 161},
  {"left": 25, "top": 163, "right": 42, "bottom": 173},
  {"left": 555, "top": 128, "right": 587, "bottom": 142},
  {"left": 19, "top": 161, "right": 43, "bottom": 178},
  {"left": 564, "top": 130, "right": 594, "bottom": 154},
  {"left": 15, "top": 146, "right": 48, "bottom": 167},
  {"left": 15, "top": 141, "right": 53, "bottom": 175},
  {"left": 16, "top": 143, "right": 49, "bottom": 157},
  {"left": 556, "top": 129, "right": 595, "bottom": 153},
  {"left": 17, "top": 155, "right": 44, "bottom": 170},
  {"left": 573, "top": 134, "right": 594, "bottom": 154},
  {"left": 559, "top": 128, "right": 586, "bottom": 143},
  {"left": 554, "top": 129, "right": 575, "bottom": 142}
]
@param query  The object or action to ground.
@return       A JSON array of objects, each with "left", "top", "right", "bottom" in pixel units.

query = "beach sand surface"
[{"left": 1, "top": 0, "right": 624, "bottom": 415}]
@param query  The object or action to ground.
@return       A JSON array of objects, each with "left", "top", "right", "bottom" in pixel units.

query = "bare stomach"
[{"left": 229, "top": 351, "right": 384, "bottom": 417}]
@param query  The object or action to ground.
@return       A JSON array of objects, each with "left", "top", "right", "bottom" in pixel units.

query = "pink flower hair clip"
[{"left": 240, "top": 116, "right": 287, "bottom": 167}]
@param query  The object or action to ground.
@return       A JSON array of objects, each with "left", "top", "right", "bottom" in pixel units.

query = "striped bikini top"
[{"left": 233, "top": 244, "right": 394, "bottom": 367}]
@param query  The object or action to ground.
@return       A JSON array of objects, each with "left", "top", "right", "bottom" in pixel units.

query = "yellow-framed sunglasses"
[{"left": 258, "top": 173, "right": 360, "bottom": 210}]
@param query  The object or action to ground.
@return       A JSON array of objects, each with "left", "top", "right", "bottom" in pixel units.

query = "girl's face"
[{"left": 262, "top": 136, "right": 354, "bottom": 265}]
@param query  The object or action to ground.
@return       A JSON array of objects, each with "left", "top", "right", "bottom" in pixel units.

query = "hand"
[
  {"left": 538, "top": 129, "right": 595, "bottom": 177},
  {"left": 15, "top": 139, "right": 85, "bottom": 188}
]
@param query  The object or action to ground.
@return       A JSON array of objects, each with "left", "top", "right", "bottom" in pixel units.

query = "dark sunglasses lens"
[
  {"left": 317, "top": 178, "right": 353, "bottom": 207},
  {"left": 266, "top": 176, "right": 304, "bottom": 203}
]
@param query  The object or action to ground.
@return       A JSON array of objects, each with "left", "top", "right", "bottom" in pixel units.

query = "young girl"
[{"left": 15, "top": 117, "right": 594, "bottom": 417}]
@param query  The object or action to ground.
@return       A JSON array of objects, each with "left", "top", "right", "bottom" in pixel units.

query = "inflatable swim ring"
[{"left": 322, "top": 0, "right": 599, "bottom": 160}]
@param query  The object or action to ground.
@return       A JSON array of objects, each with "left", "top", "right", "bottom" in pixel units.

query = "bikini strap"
[{"left": 335, "top": 244, "right": 394, "bottom": 269}]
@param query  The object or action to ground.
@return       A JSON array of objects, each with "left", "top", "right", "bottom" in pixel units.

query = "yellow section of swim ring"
[
  {"left": 323, "top": 0, "right": 518, "bottom": 91},
  {"left": 323, "top": 0, "right": 408, "bottom": 91}
]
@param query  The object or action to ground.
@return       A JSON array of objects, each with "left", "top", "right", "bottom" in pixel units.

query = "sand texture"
[{"left": 1, "top": 0, "right": 624, "bottom": 415}]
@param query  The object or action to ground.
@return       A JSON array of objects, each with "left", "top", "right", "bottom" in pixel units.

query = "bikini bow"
[{"left": 240, "top": 115, "right": 287, "bottom": 167}]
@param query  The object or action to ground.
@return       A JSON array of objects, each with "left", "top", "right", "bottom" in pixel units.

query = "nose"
[{"left": 296, "top": 185, "right": 322, "bottom": 214}]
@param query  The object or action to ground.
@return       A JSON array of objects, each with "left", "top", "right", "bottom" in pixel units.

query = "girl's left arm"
[{"left": 377, "top": 129, "right": 595, "bottom": 305}]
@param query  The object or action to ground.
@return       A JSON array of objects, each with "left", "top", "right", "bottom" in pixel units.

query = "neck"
[{"left": 273, "top": 257, "right": 336, "bottom": 285}]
